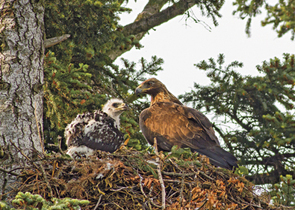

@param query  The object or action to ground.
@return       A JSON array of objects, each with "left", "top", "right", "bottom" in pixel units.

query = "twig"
[
  {"left": 228, "top": 195, "right": 263, "bottom": 209},
  {"left": 162, "top": 179, "right": 191, "bottom": 185},
  {"left": 196, "top": 169, "right": 215, "bottom": 181},
  {"left": 31, "top": 156, "right": 75, "bottom": 162},
  {"left": 57, "top": 135, "right": 65, "bottom": 155},
  {"left": 167, "top": 158, "right": 214, "bottom": 181},
  {"left": 9, "top": 140, "right": 53, "bottom": 196},
  {"left": 153, "top": 137, "right": 166, "bottom": 210},
  {"left": 93, "top": 194, "right": 103, "bottom": 210},
  {"left": 110, "top": 186, "right": 131, "bottom": 192},
  {"left": 138, "top": 173, "right": 162, "bottom": 209},
  {"left": 198, "top": 199, "right": 208, "bottom": 210},
  {"left": 0, "top": 167, "right": 19, "bottom": 176},
  {"left": 162, "top": 171, "right": 195, "bottom": 177},
  {"left": 38, "top": 162, "right": 53, "bottom": 197},
  {"left": 105, "top": 203, "right": 124, "bottom": 210},
  {"left": 9, "top": 140, "right": 40, "bottom": 170},
  {"left": 179, "top": 174, "right": 185, "bottom": 206},
  {"left": 188, "top": 183, "right": 193, "bottom": 204},
  {"left": 54, "top": 185, "right": 60, "bottom": 198},
  {"left": 148, "top": 183, "right": 154, "bottom": 197},
  {"left": 51, "top": 160, "right": 57, "bottom": 178}
]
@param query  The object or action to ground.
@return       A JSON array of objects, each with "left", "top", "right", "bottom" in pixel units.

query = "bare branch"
[
  {"left": 246, "top": 169, "right": 295, "bottom": 185},
  {"left": 179, "top": 174, "right": 185, "bottom": 207},
  {"left": 153, "top": 137, "right": 166, "bottom": 209},
  {"left": 162, "top": 171, "right": 195, "bottom": 177},
  {"left": 138, "top": 173, "right": 162, "bottom": 209},
  {"left": 57, "top": 135, "right": 65, "bottom": 155},
  {"left": 45, "top": 34, "right": 71, "bottom": 48},
  {"left": 9, "top": 140, "right": 40, "bottom": 170},
  {"left": 123, "top": 0, "right": 196, "bottom": 36},
  {"left": 109, "top": 0, "right": 197, "bottom": 60},
  {"left": 9, "top": 140, "right": 53, "bottom": 195},
  {"left": 0, "top": 167, "right": 19, "bottom": 177}
]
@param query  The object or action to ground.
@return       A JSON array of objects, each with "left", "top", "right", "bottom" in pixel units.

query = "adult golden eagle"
[
  {"left": 135, "top": 78, "right": 237, "bottom": 170},
  {"left": 65, "top": 99, "right": 128, "bottom": 158}
]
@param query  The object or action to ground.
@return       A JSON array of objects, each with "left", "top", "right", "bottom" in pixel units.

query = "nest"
[{"left": 12, "top": 147, "right": 292, "bottom": 210}]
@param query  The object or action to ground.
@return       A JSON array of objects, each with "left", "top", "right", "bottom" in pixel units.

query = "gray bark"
[{"left": 0, "top": 0, "right": 44, "bottom": 198}]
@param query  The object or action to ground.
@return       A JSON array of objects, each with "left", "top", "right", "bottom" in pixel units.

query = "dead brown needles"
[{"left": 11, "top": 147, "right": 293, "bottom": 210}]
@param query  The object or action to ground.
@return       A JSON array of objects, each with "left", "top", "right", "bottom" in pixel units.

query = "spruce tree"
[{"left": 180, "top": 53, "right": 295, "bottom": 205}]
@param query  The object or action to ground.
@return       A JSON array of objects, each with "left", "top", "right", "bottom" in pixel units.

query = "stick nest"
[{"left": 12, "top": 147, "right": 292, "bottom": 210}]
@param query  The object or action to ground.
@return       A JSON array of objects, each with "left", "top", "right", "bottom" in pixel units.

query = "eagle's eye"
[
  {"left": 112, "top": 103, "right": 119, "bottom": 108},
  {"left": 147, "top": 81, "right": 154, "bottom": 86}
]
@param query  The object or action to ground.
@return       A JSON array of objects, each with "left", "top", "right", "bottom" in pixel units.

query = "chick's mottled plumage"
[{"left": 65, "top": 99, "right": 128, "bottom": 157}]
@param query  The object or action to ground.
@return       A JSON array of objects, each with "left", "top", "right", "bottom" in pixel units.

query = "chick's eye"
[{"left": 112, "top": 103, "right": 119, "bottom": 108}]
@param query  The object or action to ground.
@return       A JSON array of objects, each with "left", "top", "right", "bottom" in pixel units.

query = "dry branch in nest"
[{"left": 7, "top": 147, "right": 293, "bottom": 210}]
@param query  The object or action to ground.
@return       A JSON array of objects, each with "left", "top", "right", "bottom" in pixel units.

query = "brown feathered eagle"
[{"left": 135, "top": 78, "right": 237, "bottom": 170}]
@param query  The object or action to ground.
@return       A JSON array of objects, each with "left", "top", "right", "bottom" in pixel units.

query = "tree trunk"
[{"left": 0, "top": 0, "right": 44, "bottom": 198}]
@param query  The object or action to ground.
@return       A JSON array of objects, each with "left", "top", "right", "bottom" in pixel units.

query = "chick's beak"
[{"left": 117, "top": 103, "right": 129, "bottom": 111}]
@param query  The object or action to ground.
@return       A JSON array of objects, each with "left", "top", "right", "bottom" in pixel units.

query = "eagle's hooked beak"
[
  {"left": 135, "top": 84, "right": 146, "bottom": 95},
  {"left": 135, "top": 87, "right": 142, "bottom": 95}
]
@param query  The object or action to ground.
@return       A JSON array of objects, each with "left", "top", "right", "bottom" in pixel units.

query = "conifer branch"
[{"left": 45, "top": 34, "right": 71, "bottom": 48}]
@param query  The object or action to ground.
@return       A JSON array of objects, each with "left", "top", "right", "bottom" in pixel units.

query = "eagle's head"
[
  {"left": 135, "top": 78, "right": 182, "bottom": 105},
  {"left": 135, "top": 78, "right": 166, "bottom": 96},
  {"left": 103, "top": 98, "right": 128, "bottom": 128}
]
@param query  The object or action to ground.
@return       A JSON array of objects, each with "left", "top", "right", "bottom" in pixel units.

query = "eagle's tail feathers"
[{"left": 192, "top": 147, "right": 238, "bottom": 170}]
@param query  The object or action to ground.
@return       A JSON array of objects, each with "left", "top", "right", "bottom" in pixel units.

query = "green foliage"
[
  {"left": 234, "top": 165, "right": 249, "bottom": 176},
  {"left": 262, "top": 1, "right": 295, "bottom": 40},
  {"left": 180, "top": 54, "right": 295, "bottom": 190},
  {"left": 0, "top": 201, "right": 10, "bottom": 210},
  {"left": 43, "top": 51, "right": 104, "bottom": 127},
  {"left": 188, "top": 0, "right": 225, "bottom": 27},
  {"left": 43, "top": 51, "right": 106, "bottom": 147},
  {"left": 43, "top": 1, "right": 165, "bottom": 150},
  {"left": 40, "top": 0, "right": 295, "bottom": 206},
  {"left": 43, "top": 49, "right": 164, "bottom": 149},
  {"left": 233, "top": 0, "right": 265, "bottom": 36},
  {"left": 271, "top": 174, "right": 295, "bottom": 206},
  {"left": 0, "top": 192, "right": 89, "bottom": 209},
  {"left": 45, "top": 0, "right": 132, "bottom": 62},
  {"left": 166, "top": 145, "right": 201, "bottom": 168},
  {"left": 233, "top": 0, "right": 295, "bottom": 39},
  {"left": 169, "top": 145, "right": 198, "bottom": 160}
]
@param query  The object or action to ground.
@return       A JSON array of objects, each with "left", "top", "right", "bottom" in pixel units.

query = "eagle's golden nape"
[
  {"left": 136, "top": 78, "right": 238, "bottom": 170},
  {"left": 135, "top": 78, "right": 183, "bottom": 105},
  {"left": 65, "top": 98, "right": 128, "bottom": 158}
]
